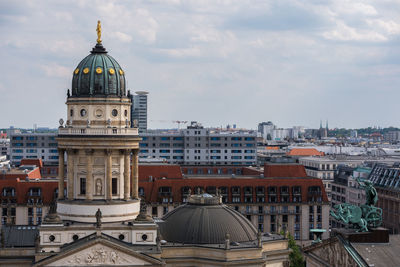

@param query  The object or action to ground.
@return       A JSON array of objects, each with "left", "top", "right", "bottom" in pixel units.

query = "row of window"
[{"left": 12, "top": 149, "right": 58, "bottom": 153}]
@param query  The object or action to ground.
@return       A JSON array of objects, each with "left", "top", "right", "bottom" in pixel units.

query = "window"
[
  {"left": 80, "top": 178, "right": 86, "bottom": 195},
  {"left": 111, "top": 178, "right": 117, "bottom": 195},
  {"left": 152, "top": 207, "right": 158, "bottom": 216},
  {"left": 29, "top": 188, "right": 41, "bottom": 197},
  {"left": 2, "top": 187, "right": 15, "bottom": 197},
  {"left": 294, "top": 232, "right": 300, "bottom": 240},
  {"left": 232, "top": 196, "right": 240, "bottom": 203},
  {"left": 283, "top": 215, "right": 288, "bottom": 223}
]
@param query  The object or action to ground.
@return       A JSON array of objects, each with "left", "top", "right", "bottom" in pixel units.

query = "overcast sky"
[{"left": 1, "top": 0, "right": 400, "bottom": 130}]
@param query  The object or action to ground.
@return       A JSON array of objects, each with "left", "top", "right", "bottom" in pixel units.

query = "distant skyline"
[{"left": 1, "top": 1, "right": 400, "bottom": 130}]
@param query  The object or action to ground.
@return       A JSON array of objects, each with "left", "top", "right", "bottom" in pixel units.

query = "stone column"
[
  {"left": 106, "top": 150, "right": 112, "bottom": 200},
  {"left": 58, "top": 149, "right": 65, "bottom": 199},
  {"left": 67, "top": 149, "right": 74, "bottom": 199},
  {"left": 124, "top": 150, "right": 130, "bottom": 200},
  {"left": 86, "top": 149, "right": 94, "bottom": 200},
  {"left": 131, "top": 149, "right": 139, "bottom": 199}
]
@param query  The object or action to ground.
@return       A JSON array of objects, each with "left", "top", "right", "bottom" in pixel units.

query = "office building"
[
  {"left": 9, "top": 132, "right": 58, "bottom": 166},
  {"left": 140, "top": 121, "right": 257, "bottom": 165},
  {"left": 130, "top": 91, "right": 148, "bottom": 133}
]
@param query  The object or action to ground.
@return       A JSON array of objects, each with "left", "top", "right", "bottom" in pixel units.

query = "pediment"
[{"left": 35, "top": 236, "right": 163, "bottom": 266}]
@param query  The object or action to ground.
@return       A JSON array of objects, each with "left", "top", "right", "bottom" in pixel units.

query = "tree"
[{"left": 281, "top": 230, "right": 305, "bottom": 267}]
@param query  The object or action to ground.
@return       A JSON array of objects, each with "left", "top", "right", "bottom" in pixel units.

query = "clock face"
[{"left": 80, "top": 109, "right": 87, "bottom": 117}]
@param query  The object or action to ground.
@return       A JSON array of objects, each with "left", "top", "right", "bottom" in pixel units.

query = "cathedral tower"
[{"left": 56, "top": 21, "right": 141, "bottom": 223}]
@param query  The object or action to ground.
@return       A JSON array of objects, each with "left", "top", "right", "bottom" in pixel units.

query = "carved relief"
[
  {"left": 63, "top": 247, "right": 129, "bottom": 265},
  {"left": 310, "top": 239, "right": 359, "bottom": 267}
]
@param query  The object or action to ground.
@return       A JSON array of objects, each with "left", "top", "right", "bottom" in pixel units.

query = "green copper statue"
[
  {"left": 330, "top": 178, "right": 382, "bottom": 232},
  {"left": 357, "top": 177, "right": 378, "bottom": 206}
]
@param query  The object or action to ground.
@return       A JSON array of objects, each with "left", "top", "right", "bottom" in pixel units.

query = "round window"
[
  {"left": 49, "top": 235, "right": 55, "bottom": 242},
  {"left": 141, "top": 234, "right": 148, "bottom": 241},
  {"left": 119, "top": 234, "right": 125, "bottom": 241},
  {"left": 112, "top": 109, "right": 118, "bottom": 117},
  {"left": 72, "top": 234, "right": 79, "bottom": 241},
  {"left": 80, "top": 109, "right": 87, "bottom": 117}
]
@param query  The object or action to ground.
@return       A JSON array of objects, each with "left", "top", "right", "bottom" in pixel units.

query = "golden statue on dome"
[{"left": 96, "top": 20, "right": 102, "bottom": 44}]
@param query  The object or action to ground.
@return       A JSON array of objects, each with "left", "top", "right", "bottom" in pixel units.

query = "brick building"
[{"left": 0, "top": 160, "right": 329, "bottom": 245}]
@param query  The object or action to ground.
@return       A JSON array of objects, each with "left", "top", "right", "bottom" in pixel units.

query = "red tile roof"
[
  {"left": 287, "top": 148, "right": 324, "bottom": 156},
  {"left": 0, "top": 179, "right": 61, "bottom": 205},
  {"left": 139, "top": 165, "right": 183, "bottom": 181},
  {"left": 264, "top": 163, "right": 307, "bottom": 178},
  {"left": 20, "top": 159, "right": 43, "bottom": 169}
]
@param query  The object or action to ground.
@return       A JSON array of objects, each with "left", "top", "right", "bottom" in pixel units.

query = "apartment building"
[
  {"left": 368, "top": 163, "right": 400, "bottom": 234},
  {"left": 139, "top": 163, "right": 330, "bottom": 245},
  {"left": 140, "top": 122, "right": 257, "bottom": 165},
  {"left": 0, "top": 138, "right": 9, "bottom": 157},
  {"left": 9, "top": 132, "right": 58, "bottom": 165},
  {"left": 0, "top": 160, "right": 329, "bottom": 245}
]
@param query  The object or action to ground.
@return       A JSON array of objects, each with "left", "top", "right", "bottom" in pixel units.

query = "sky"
[{"left": 0, "top": 0, "right": 400, "bottom": 130}]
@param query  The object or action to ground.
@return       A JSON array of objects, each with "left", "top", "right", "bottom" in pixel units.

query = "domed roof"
[
  {"left": 71, "top": 42, "right": 126, "bottom": 97},
  {"left": 158, "top": 194, "right": 258, "bottom": 244}
]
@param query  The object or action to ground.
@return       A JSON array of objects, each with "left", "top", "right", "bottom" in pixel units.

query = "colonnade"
[{"left": 57, "top": 148, "right": 139, "bottom": 201}]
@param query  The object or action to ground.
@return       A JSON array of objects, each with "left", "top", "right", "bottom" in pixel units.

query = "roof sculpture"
[
  {"left": 330, "top": 178, "right": 382, "bottom": 232},
  {"left": 71, "top": 21, "right": 126, "bottom": 97}
]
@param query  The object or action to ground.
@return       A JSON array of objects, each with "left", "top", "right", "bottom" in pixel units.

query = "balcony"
[
  {"left": 59, "top": 127, "right": 138, "bottom": 136},
  {"left": 27, "top": 198, "right": 42, "bottom": 205}
]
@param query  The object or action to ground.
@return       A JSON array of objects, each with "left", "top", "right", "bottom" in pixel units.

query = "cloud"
[
  {"left": 367, "top": 19, "right": 400, "bottom": 35},
  {"left": 156, "top": 47, "right": 202, "bottom": 58},
  {"left": 110, "top": 31, "right": 133, "bottom": 43},
  {"left": 1, "top": 0, "right": 400, "bottom": 129},
  {"left": 323, "top": 21, "right": 387, "bottom": 42},
  {"left": 41, "top": 63, "right": 71, "bottom": 78}
]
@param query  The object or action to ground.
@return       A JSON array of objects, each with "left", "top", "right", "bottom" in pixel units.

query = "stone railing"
[{"left": 58, "top": 127, "right": 138, "bottom": 136}]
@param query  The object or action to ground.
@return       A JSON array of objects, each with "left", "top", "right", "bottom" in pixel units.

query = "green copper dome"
[{"left": 71, "top": 43, "right": 126, "bottom": 97}]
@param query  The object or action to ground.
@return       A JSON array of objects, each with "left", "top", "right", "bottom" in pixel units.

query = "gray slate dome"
[
  {"left": 71, "top": 42, "right": 126, "bottom": 97},
  {"left": 158, "top": 194, "right": 258, "bottom": 244}
]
